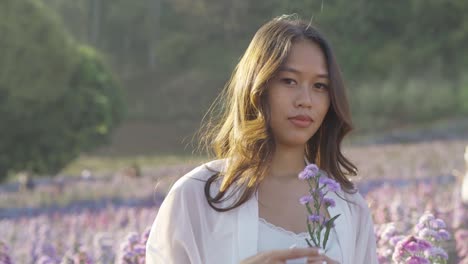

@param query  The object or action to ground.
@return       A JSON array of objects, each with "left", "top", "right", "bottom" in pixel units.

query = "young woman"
[{"left": 146, "top": 15, "right": 378, "bottom": 264}]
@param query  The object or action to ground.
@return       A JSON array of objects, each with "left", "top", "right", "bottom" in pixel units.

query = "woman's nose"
[{"left": 295, "top": 86, "right": 313, "bottom": 108}]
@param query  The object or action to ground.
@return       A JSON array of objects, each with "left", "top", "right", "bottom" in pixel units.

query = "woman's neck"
[{"left": 267, "top": 145, "right": 306, "bottom": 182}]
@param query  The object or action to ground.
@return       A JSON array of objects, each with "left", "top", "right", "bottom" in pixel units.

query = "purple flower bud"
[
  {"left": 323, "top": 197, "right": 336, "bottom": 208},
  {"left": 299, "top": 195, "right": 312, "bottom": 205},
  {"left": 305, "top": 164, "right": 319, "bottom": 175},
  {"left": 308, "top": 214, "right": 322, "bottom": 223}
]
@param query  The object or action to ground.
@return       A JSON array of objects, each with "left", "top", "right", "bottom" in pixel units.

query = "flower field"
[{"left": 0, "top": 139, "right": 467, "bottom": 263}]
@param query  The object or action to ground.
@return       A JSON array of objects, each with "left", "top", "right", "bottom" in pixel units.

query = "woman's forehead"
[{"left": 280, "top": 40, "right": 328, "bottom": 77}]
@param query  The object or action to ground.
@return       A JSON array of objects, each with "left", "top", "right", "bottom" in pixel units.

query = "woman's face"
[{"left": 266, "top": 39, "right": 331, "bottom": 149}]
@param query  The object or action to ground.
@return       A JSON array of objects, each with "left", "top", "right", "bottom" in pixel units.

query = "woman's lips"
[{"left": 289, "top": 116, "right": 313, "bottom": 128}]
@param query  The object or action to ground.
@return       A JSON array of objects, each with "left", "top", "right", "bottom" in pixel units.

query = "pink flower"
[
  {"left": 403, "top": 241, "right": 420, "bottom": 254},
  {"left": 416, "top": 239, "right": 432, "bottom": 251}
]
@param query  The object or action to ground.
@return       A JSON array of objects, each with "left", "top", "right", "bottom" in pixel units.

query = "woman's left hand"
[{"left": 306, "top": 254, "right": 340, "bottom": 264}]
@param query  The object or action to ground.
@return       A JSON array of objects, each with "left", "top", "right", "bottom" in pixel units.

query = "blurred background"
[
  {"left": 1, "top": 0, "right": 467, "bottom": 263},
  {"left": 2, "top": 0, "right": 468, "bottom": 175}
]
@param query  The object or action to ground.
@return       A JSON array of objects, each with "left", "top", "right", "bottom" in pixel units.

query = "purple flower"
[
  {"left": 37, "top": 255, "right": 55, "bottom": 264},
  {"left": 298, "top": 170, "right": 316, "bottom": 180},
  {"left": 323, "top": 197, "right": 336, "bottom": 208},
  {"left": 319, "top": 177, "right": 341, "bottom": 192},
  {"left": 418, "top": 213, "right": 435, "bottom": 225},
  {"left": 437, "top": 229, "right": 450, "bottom": 240},
  {"left": 122, "top": 250, "right": 136, "bottom": 260},
  {"left": 389, "top": 235, "right": 405, "bottom": 246},
  {"left": 126, "top": 232, "right": 140, "bottom": 245},
  {"left": 433, "top": 219, "right": 446, "bottom": 229},
  {"left": 308, "top": 214, "right": 323, "bottom": 223},
  {"left": 403, "top": 241, "right": 420, "bottom": 254},
  {"left": 305, "top": 164, "right": 319, "bottom": 174},
  {"left": 417, "top": 239, "right": 432, "bottom": 251},
  {"left": 424, "top": 246, "right": 448, "bottom": 260},
  {"left": 133, "top": 245, "right": 146, "bottom": 255},
  {"left": 418, "top": 228, "right": 439, "bottom": 240},
  {"left": 405, "top": 256, "right": 430, "bottom": 264},
  {"left": 299, "top": 195, "right": 312, "bottom": 205}
]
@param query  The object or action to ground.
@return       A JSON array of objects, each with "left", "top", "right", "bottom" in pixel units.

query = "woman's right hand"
[{"left": 240, "top": 247, "right": 326, "bottom": 264}]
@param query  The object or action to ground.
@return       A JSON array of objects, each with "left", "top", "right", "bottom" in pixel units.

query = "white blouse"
[
  {"left": 145, "top": 159, "right": 378, "bottom": 264},
  {"left": 258, "top": 216, "right": 343, "bottom": 264}
]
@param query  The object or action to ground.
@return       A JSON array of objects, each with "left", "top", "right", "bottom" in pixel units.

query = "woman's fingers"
[
  {"left": 240, "top": 247, "right": 326, "bottom": 264},
  {"left": 307, "top": 254, "right": 340, "bottom": 264},
  {"left": 306, "top": 256, "right": 326, "bottom": 264},
  {"left": 272, "top": 247, "right": 324, "bottom": 260}
]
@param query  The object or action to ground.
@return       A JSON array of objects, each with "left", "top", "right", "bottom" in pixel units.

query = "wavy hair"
[{"left": 199, "top": 15, "right": 357, "bottom": 212}]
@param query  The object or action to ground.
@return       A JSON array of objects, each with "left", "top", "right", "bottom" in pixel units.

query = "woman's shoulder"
[
  {"left": 339, "top": 187, "right": 370, "bottom": 213},
  {"left": 166, "top": 159, "right": 227, "bottom": 198}
]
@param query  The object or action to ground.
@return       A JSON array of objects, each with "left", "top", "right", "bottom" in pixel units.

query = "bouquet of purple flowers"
[{"left": 298, "top": 164, "right": 341, "bottom": 250}]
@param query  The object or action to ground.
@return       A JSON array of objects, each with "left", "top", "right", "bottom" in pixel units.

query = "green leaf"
[
  {"left": 305, "top": 238, "right": 314, "bottom": 248},
  {"left": 322, "top": 214, "right": 341, "bottom": 249}
]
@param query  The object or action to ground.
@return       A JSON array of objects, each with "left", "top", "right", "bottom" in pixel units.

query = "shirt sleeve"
[
  {"left": 145, "top": 179, "right": 204, "bottom": 264},
  {"left": 354, "top": 196, "right": 379, "bottom": 264}
]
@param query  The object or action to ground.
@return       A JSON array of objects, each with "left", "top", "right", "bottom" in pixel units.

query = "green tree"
[{"left": 0, "top": 0, "right": 125, "bottom": 181}]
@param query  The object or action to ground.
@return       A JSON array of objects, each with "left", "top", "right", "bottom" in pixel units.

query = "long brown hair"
[{"left": 200, "top": 15, "right": 357, "bottom": 212}]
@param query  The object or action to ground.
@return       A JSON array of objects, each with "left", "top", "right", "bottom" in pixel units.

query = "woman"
[{"left": 146, "top": 15, "right": 378, "bottom": 264}]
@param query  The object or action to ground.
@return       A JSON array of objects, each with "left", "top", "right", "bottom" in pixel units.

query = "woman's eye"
[
  {"left": 314, "top": 83, "right": 329, "bottom": 90},
  {"left": 281, "top": 78, "right": 297, "bottom": 85}
]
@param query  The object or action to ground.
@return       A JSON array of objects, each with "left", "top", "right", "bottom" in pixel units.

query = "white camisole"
[{"left": 257, "top": 217, "right": 343, "bottom": 264}]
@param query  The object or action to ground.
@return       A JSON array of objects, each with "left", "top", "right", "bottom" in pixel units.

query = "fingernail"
[
  {"left": 318, "top": 249, "right": 325, "bottom": 255},
  {"left": 289, "top": 244, "right": 297, "bottom": 249},
  {"left": 322, "top": 261, "right": 326, "bottom": 264}
]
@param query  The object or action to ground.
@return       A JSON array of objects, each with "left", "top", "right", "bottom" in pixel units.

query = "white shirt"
[
  {"left": 146, "top": 159, "right": 378, "bottom": 264},
  {"left": 258, "top": 216, "right": 343, "bottom": 264}
]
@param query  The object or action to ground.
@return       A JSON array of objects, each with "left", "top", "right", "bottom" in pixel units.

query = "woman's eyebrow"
[
  {"left": 279, "top": 66, "right": 329, "bottom": 79},
  {"left": 278, "top": 66, "right": 301, "bottom": 74}
]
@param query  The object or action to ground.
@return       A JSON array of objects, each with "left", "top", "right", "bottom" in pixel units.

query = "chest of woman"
[{"left": 257, "top": 182, "right": 331, "bottom": 235}]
